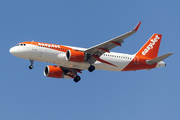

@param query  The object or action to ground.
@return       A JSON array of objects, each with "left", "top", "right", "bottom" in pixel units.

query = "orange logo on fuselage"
[{"left": 38, "top": 43, "right": 61, "bottom": 49}]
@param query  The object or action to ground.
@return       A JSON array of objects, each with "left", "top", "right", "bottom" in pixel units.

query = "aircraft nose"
[
  {"left": 9, "top": 47, "right": 13, "bottom": 54},
  {"left": 9, "top": 47, "right": 14, "bottom": 54},
  {"left": 9, "top": 47, "right": 19, "bottom": 56}
]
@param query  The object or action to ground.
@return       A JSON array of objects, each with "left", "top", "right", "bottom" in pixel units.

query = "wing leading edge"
[{"left": 85, "top": 21, "right": 141, "bottom": 64}]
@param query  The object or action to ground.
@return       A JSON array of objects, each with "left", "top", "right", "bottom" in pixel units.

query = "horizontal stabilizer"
[{"left": 147, "top": 53, "right": 173, "bottom": 64}]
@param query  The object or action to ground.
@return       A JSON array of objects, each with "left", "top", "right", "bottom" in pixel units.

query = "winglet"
[{"left": 134, "top": 21, "right": 142, "bottom": 31}]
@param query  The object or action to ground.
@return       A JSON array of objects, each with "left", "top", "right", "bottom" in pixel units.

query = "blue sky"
[{"left": 0, "top": 0, "right": 179, "bottom": 120}]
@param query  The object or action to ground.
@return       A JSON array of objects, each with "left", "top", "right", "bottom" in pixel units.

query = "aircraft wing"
[{"left": 85, "top": 21, "right": 141, "bottom": 64}]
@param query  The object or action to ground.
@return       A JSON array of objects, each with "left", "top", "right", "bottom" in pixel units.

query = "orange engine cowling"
[
  {"left": 44, "top": 66, "right": 64, "bottom": 78},
  {"left": 66, "top": 50, "right": 86, "bottom": 62}
]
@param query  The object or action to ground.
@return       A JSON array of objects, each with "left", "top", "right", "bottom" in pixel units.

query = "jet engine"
[
  {"left": 44, "top": 65, "right": 65, "bottom": 78},
  {"left": 66, "top": 50, "right": 87, "bottom": 62}
]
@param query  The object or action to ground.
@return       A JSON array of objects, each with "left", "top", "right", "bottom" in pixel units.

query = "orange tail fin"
[{"left": 136, "top": 34, "right": 162, "bottom": 59}]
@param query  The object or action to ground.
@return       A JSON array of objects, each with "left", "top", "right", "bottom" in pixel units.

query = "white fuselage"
[{"left": 10, "top": 43, "right": 136, "bottom": 71}]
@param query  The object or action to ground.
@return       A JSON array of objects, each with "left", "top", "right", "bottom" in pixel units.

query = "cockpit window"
[{"left": 17, "top": 44, "right": 26, "bottom": 46}]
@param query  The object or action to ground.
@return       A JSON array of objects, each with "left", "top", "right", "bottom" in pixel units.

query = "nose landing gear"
[{"left": 29, "top": 59, "right": 34, "bottom": 69}]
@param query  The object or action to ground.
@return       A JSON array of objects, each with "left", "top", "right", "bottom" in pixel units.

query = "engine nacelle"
[
  {"left": 66, "top": 50, "right": 86, "bottom": 62},
  {"left": 44, "top": 65, "right": 64, "bottom": 78}
]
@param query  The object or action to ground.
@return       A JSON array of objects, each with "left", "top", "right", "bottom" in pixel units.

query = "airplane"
[{"left": 9, "top": 22, "right": 173, "bottom": 82}]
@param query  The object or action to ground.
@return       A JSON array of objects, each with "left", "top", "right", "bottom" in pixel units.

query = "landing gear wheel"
[
  {"left": 74, "top": 76, "right": 81, "bottom": 83},
  {"left": 88, "top": 65, "right": 95, "bottom": 72},
  {"left": 29, "top": 59, "right": 34, "bottom": 69},
  {"left": 29, "top": 65, "right": 34, "bottom": 69}
]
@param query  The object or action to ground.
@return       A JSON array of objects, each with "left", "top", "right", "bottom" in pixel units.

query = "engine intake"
[
  {"left": 66, "top": 50, "right": 86, "bottom": 62},
  {"left": 44, "top": 66, "right": 64, "bottom": 78}
]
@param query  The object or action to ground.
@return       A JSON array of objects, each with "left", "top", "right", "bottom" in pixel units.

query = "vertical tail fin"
[{"left": 136, "top": 34, "right": 162, "bottom": 59}]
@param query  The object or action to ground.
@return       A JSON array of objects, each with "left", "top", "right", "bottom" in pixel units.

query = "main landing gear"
[
  {"left": 73, "top": 65, "right": 95, "bottom": 83},
  {"left": 29, "top": 59, "right": 34, "bottom": 69},
  {"left": 74, "top": 75, "right": 81, "bottom": 83},
  {"left": 88, "top": 65, "right": 95, "bottom": 72}
]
